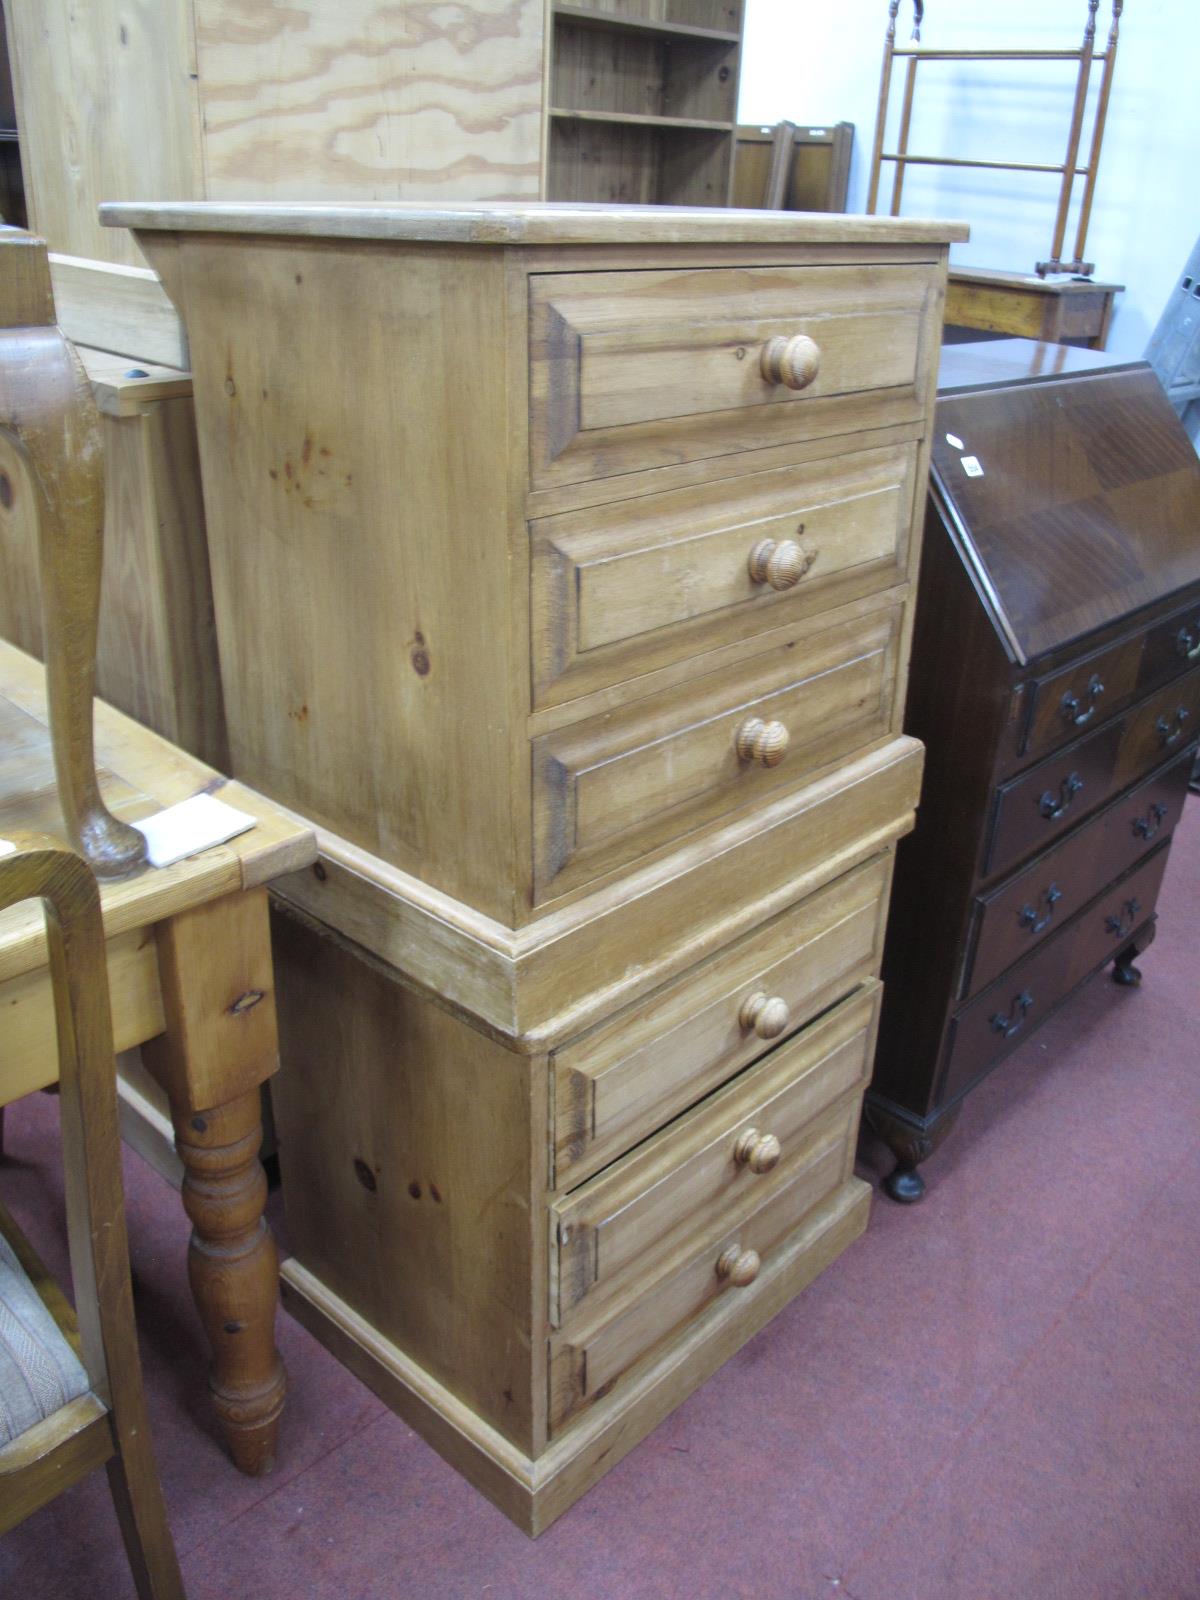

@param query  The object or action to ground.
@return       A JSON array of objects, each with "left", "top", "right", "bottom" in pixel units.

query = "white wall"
[{"left": 739, "top": 0, "right": 1200, "bottom": 361}]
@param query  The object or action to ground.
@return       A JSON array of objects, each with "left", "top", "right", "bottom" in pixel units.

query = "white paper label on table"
[{"left": 133, "top": 794, "right": 257, "bottom": 868}]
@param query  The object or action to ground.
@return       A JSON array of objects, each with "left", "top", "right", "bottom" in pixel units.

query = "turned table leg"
[
  {"left": 172, "top": 1088, "right": 285, "bottom": 1476},
  {"left": 141, "top": 887, "right": 286, "bottom": 1475}
]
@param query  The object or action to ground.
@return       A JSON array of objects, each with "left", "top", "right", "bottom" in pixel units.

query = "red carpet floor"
[{"left": 3, "top": 798, "right": 1198, "bottom": 1600}]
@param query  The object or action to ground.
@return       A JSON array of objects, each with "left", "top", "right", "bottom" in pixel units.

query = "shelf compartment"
[
  {"left": 547, "top": 117, "right": 732, "bottom": 205},
  {"left": 550, "top": 16, "right": 738, "bottom": 125}
]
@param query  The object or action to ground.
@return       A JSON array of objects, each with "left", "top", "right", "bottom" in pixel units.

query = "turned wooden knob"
[
  {"left": 748, "top": 538, "right": 815, "bottom": 591},
  {"left": 736, "top": 717, "right": 789, "bottom": 767},
  {"left": 716, "top": 1245, "right": 761, "bottom": 1288},
  {"left": 734, "top": 1127, "right": 783, "bottom": 1174},
  {"left": 760, "top": 334, "right": 821, "bottom": 391},
  {"left": 738, "top": 991, "right": 790, "bottom": 1040}
]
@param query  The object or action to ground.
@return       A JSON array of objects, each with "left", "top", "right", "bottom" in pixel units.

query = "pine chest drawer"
[
  {"left": 551, "top": 984, "right": 879, "bottom": 1326},
  {"left": 553, "top": 854, "right": 891, "bottom": 1187},
  {"left": 533, "top": 606, "right": 902, "bottom": 901},
  {"left": 530, "top": 442, "right": 919, "bottom": 708},
  {"left": 529, "top": 262, "right": 939, "bottom": 489},
  {"left": 548, "top": 1097, "right": 862, "bottom": 1433}
]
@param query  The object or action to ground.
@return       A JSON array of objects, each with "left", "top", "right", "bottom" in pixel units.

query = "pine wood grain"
[
  {"left": 3, "top": 2, "right": 200, "bottom": 267},
  {"left": 48, "top": 256, "right": 190, "bottom": 370}
]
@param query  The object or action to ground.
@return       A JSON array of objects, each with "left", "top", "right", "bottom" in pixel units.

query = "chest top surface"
[
  {"left": 931, "top": 343, "right": 1200, "bottom": 665},
  {"left": 100, "top": 199, "right": 968, "bottom": 248}
]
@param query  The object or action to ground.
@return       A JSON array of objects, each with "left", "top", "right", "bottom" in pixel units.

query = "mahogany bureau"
[
  {"left": 103, "top": 201, "right": 965, "bottom": 1531},
  {"left": 870, "top": 339, "right": 1200, "bottom": 1202}
]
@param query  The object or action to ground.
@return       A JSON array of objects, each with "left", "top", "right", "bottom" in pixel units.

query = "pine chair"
[{"left": 0, "top": 836, "right": 185, "bottom": 1599}]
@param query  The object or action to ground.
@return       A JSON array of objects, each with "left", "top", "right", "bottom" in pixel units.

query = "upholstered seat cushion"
[{"left": 0, "top": 1230, "right": 90, "bottom": 1445}]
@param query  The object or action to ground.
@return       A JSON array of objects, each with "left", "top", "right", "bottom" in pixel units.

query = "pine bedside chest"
[{"left": 102, "top": 201, "right": 967, "bottom": 1531}]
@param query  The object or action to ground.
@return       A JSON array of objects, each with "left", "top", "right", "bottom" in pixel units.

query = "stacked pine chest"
[{"left": 105, "top": 202, "right": 966, "bottom": 1531}]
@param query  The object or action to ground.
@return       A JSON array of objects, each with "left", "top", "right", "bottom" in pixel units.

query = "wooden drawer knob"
[
  {"left": 734, "top": 1126, "right": 783, "bottom": 1174},
  {"left": 760, "top": 334, "right": 821, "bottom": 391},
  {"left": 736, "top": 717, "right": 789, "bottom": 767},
  {"left": 738, "top": 991, "right": 790, "bottom": 1039},
  {"left": 716, "top": 1245, "right": 761, "bottom": 1288},
  {"left": 748, "top": 538, "right": 815, "bottom": 591}
]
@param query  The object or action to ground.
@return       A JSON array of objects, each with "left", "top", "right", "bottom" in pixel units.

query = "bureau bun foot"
[
  {"left": 883, "top": 1165, "right": 926, "bottom": 1204},
  {"left": 863, "top": 1098, "right": 961, "bottom": 1206},
  {"left": 1111, "top": 916, "right": 1156, "bottom": 988}
]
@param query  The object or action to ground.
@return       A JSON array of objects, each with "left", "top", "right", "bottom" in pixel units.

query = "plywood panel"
[{"left": 194, "top": 0, "right": 545, "bottom": 202}]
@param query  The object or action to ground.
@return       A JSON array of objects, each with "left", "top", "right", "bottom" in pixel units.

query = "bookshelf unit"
[{"left": 546, "top": 1, "right": 745, "bottom": 204}]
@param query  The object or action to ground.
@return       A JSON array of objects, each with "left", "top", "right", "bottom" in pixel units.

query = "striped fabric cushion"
[{"left": 0, "top": 1230, "right": 90, "bottom": 1445}]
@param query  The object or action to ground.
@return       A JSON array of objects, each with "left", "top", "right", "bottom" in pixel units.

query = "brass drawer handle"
[
  {"left": 736, "top": 717, "right": 789, "bottom": 767},
  {"left": 1175, "top": 624, "right": 1200, "bottom": 661},
  {"left": 716, "top": 1245, "right": 761, "bottom": 1288},
  {"left": 1038, "top": 772, "right": 1083, "bottom": 820},
  {"left": 747, "top": 536, "right": 816, "bottom": 591},
  {"left": 738, "top": 991, "right": 791, "bottom": 1040},
  {"left": 1060, "top": 674, "right": 1105, "bottom": 727},
  {"left": 1105, "top": 897, "right": 1141, "bottom": 940},
  {"left": 733, "top": 1127, "right": 782, "bottom": 1174},
  {"left": 1157, "top": 707, "right": 1190, "bottom": 747},
  {"left": 1017, "top": 882, "right": 1062, "bottom": 935},
  {"left": 1132, "top": 801, "right": 1168, "bottom": 841},
  {"left": 760, "top": 333, "right": 821, "bottom": 391},
  {"left": 990, "top": 990, "right": 1033, "bottom": 1041}
]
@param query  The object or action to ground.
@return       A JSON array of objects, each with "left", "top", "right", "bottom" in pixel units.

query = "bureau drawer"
[
  {"left": 943, "top": 843, "right": 1172, "bottom": 1105},
  {"left": 529, "top": 264, "right": 936, "bottom": 489},
  {"left": 1101, "top": 746, "right": 1196, "bottom": 873},
  {"left": 963, "top": 747, "right": 1194, "bottom": 999},
  {"left": 1137, "top": 596, "right": 1200, "bottom": 690},
  {"left": 983, "top": 718, "right": 1123, "bottom": 881},
  {"left": 1068, "top": 843, "right": 1170, "bottom": 983},
  {"left": 1111, "top": 666, "right": 1200, "bottom": 787},
  {"left": 548, "top": 1101, "right": 859, "bottom": 1433},
  {"left": 533, "top": 607, "right": 900, "bottom": 902},
  {"left": 941, "top": 929, "right": 1077, "bottom": 1105},
  {"left": 530, "top": 443, "right": 918, "bottom": 707},
  {"left": 964, "top": 816, "right": 1105, "bottom": 1000},
  {"left": 1021, "top": 635, "right": 1143, "bottom": 763},
  {"left": 553, "top": 854, "right": 891, "bottom": 1187},
  {"left": 982, "top": 668, "right": 1200, "bottom": 882},
  {"left": 550, "top": 984, "right": 878, "bottom": 1326}
]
